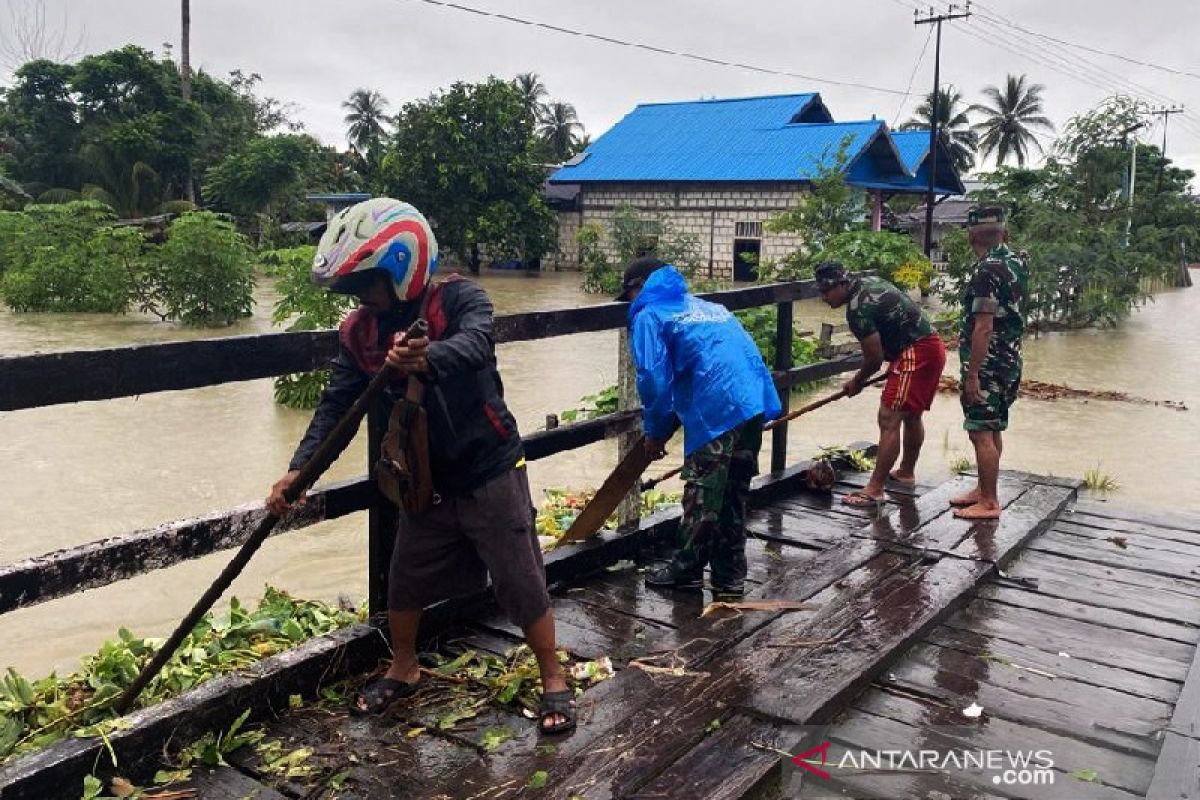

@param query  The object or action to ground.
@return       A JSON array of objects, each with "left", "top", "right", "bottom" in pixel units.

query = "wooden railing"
[{"left": 0, "top": 278, "right": 864, "bottom": 618}]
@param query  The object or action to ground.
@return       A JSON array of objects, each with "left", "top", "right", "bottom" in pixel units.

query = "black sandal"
[
  {"left": 349, "top": 676, "right": 420, "bottom": 716},
  {"left": 538, "top": 689, "right": 577, "bottom": 735}
]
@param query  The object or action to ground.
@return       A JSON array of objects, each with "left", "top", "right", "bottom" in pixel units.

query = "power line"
[
  {"left": 404, "top": 0, "right": 909, "bottom": 96},
  {"left": 893, "top": 25, "right": 934, "bottom": 126},
  {"left": 968, "top": 4, "right": 1182, "bottom": 108},
  {"left": 972, "top": 1, "right": 1200, "bottom": 82}
]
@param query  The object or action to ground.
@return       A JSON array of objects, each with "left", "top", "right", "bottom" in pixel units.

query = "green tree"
[
  {"left": 342, "top": 88, "right": 389, "bottom": 157},
  {"left": 144, "top": 211, "right": 255, "bottom": 325},
  {"left": 203, "top": 133, "right": 317, "bottom": 241},
  {"left": 538, "top": 101, "right": 583, "bottom": 163},
  {"left": 944, "top": 97, "right": 1197, "bottom": 329},
  {"left": 762, "top": 139, "right": 866, "bottom": 279},
  {"left": 379, "top": 78, "right": 557, "bottom": 272},
  {"left": 0, "top": 59, "right": 81, "bottom": 190},
  {"left": 263, "top": 246, "right": 355, "bottom": 408},
  {"left": 512, "top": 72, "right": 548, "bottom": 122},
  {"left": 0, "top": 201, "right": 141, "bottom": 313},
  {"left": 902, "top": 86, "right": 979, "bottom": 174},
  {"left": 971, "top": 74, "right": 1055, "bottom": 167},
  {"left": 576, "top": 204, "right": 704, "bottom": 294}
]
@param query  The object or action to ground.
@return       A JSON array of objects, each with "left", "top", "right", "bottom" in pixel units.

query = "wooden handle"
[
  {"left": 763, "top": 372, "right": 887, "bottom": 431},
  {"left": 114, "top": 318, "right": 427, "bottom": 714}
]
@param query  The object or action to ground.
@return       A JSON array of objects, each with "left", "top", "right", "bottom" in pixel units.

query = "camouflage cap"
[
  {"left": 813, "top": 261, "right": 850, "bottom": 291},
  {"left": 967, "top": 205, "right": 1007, "bottom": 226}
]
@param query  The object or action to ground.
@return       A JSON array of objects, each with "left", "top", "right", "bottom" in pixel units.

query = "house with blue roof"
[{"left": 547, "top": 93, "right": 963, "bottom": 279}]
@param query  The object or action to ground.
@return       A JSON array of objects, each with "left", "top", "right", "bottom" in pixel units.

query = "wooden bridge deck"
[
  {"left": 157, "top": 471, "right": 1200, "bottom": 800},
  {"left": 6, "top": 468, "right": 1200, "bottom": 800}
]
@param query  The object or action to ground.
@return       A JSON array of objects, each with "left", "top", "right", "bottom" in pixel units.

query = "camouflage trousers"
[
  {"left": 961, "top": 363, "right": 1021, "bottom": 432},
  {"left": 671, "top": 416, "right": 763, "bottom": 587}
]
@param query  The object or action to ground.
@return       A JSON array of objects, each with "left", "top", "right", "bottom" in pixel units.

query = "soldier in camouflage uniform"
[
  {"left": 951, "top": 205, "right": 1029, "bottom": 520},
  {"left": 815, "top": 262, "right": 947, "bottom": 506}
]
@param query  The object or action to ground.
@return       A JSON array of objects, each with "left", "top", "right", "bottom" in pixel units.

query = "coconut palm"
[
  {"left": 513, "top": 72, "right": 547, "bottom": 121},
  {"left": 342, "top": 89, "right": 390, "bottom": 155},
  {"left": 538, "top": 102, "right": 583, "bottom": 163},
  {"left": 971, "top": 74, "right": 1055, "bottom": 167},
  {"left": 901, "top": 86, "right": 979, "bottom": 174}
]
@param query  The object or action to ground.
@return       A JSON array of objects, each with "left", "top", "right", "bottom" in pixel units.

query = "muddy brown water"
[{"left": 2, "top": 271, "right": 1197, "bottom": 678}]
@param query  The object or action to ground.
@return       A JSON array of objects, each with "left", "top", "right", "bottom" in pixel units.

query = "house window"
[{"left": 735, "top": 221, "right": 763, "bottom": 239}]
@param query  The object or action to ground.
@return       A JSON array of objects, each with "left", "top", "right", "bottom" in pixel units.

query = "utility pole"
[
  {"left": 181, "top": 0, "right": 195, "bottom": 203},
  {"left": 1116, "top": 121, "right": 1146, "bottom": 247},
  {"left": 1150, "top": 105, "right": 1183, "bottom": 194},
  {"left": 914, "top": 3, "right": 970, "bottom": 259}
]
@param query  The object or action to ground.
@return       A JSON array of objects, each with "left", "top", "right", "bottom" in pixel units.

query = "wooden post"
[
  {"left": 871, "top": 190, "right": 883, "bottom": 232},
  {"left": 772, "top": 301, "right": 793, "bottom": 473},
  {"left": 616, "top": 327, "right": 642, "bottom": 528},
  {"left": 366, "top": 409, "right": 396, "bottom": 619}
]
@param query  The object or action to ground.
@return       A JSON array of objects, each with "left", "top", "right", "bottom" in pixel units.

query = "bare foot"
[
  {"left": 888, "top": 471, "right": 917, "bottom": 487},
  {"left": 953, "top": 502, "right": 1001, "bottom": 520},
  {"left": 949, "top": 489, "right": 981, "bottom": 507}
]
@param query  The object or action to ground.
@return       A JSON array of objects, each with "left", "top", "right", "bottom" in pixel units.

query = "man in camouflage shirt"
[
  {"left": 816, "top": 262, "right": 946, "bottom": 506},
  {"left": 952, "top": 205, "right": 1028, "bottom": 519}
]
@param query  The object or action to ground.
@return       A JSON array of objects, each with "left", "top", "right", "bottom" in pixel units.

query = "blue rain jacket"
[{"left": 628, "top": 266, "right": 783, "bottom": 456}]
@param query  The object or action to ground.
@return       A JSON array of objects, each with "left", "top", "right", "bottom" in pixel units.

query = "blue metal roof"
[
  {"left": 882, "top": 131, "right": 966, "bottom": 195},
  {"left": 549, "top": 93, "right": 964, "bottom": 195}
]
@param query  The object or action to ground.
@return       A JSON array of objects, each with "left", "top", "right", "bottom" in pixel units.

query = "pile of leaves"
[
  {"left": 0, "top": 587, "right": 362, "bottom": 765},
  {"left": 535, "top": 487, "right": 681, "bottom": 546},
  {"left": 814, "top": 445, "right": 877, "bottom": 473}
]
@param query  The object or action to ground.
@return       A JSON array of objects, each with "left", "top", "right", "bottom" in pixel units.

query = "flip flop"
[
  {"left": 953, "top": 504, "right": 1002, "bottom": 520},
  {"left": 842, "top": 490, "right": 885, "bottom": 508},
  {"left": 538, "top": 689, "right": 577, "bottom": 735},
  {"left": 349, "top": 676, "right": 420, "bottom": 716}
]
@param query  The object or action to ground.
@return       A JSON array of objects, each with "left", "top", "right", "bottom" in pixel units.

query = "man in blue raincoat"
[{"left": 617, "top": 257, "right": 782, "bottom": 596}]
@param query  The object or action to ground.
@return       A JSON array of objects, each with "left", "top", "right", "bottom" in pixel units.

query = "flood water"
[{"left": 2, "top": 270, "right": 1197, "bottom": 678}]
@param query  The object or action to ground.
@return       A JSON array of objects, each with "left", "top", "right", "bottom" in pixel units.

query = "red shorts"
[{"left": 882, "top": 334, "right": 946, "bottom": 415}]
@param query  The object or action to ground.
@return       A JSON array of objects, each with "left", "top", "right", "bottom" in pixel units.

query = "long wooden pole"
[
  {"left": 640, "top": 372, "right": 887, "bottom": 490},
  {"left": 114, "top": 319, "right": 427, "bottom": 714}
]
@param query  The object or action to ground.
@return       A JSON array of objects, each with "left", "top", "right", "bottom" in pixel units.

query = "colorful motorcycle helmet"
[{"left": 311, "top": 197, "right": 439, "bottom": 301}]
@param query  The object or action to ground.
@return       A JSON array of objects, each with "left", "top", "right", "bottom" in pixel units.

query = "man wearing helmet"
[{"left": 266, "top": 198, "right": 574, "bottom": 733}]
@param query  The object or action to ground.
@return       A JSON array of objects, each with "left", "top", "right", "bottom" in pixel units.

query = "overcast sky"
[{"left": 12, "top": 0, "right": 1200, "bottom": 185}]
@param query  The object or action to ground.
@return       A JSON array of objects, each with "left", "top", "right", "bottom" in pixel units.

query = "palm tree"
[
  {"left": 901, "top": 86, "right": 979, "bottom": 174},
  {"left": 538, "top": 102, "right": 583, "bottom": 163},
  {"left": 342, "top": 89, "right": 390, "bottom": 155},
  {"left": 970, "top": 74, "right": 1055, "bottom": 167},
  {"left": 513, "top": 72, "right": 547, "bottom": 121}
]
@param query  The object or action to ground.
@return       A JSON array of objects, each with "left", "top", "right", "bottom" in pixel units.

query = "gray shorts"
[{"left": 388, "top": 466, "right": 551, "bottom": 629}]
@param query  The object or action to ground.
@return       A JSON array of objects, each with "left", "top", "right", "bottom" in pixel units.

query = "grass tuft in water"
[{"left": 1083, "top": 466, "right": 1119, "bottom": 494}]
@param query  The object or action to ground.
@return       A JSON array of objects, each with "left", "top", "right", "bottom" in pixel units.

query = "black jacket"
[{"left": 290, "top": 278, "right": 523, "bottom": 496}]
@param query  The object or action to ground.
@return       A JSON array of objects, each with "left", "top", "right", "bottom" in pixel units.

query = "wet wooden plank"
[
  {"left": 943, "top": 601, "right": 1194, "bottom": 681},
  {"left": 841, "top": 695, "right": 1153, "bottom": 798},
  {"left": 1146, "top": 732, "right": 1200, "bottom": 800},
  {"left": 884, "top": 642, "right": 1169, "bottom": 757},
  {"left": 628, "top": 713, "right": 797, "bottom": 800},
  {"left": 893, "top": 475, "right": 1030, "bottom": 553},
  {"left": 1028, "top": 531, "right": 1200, "bottom": 583},
  {"left": 1011, "top": 549, "right": 1200, "bottom": 600},
  {"left": 1055, "top": 519, "right": 1200, "bottom": 559},
  {"left": 979, "top": 583, "right": 1199, "bottom": 645},
  {"left": 182, "top": 765, "right": 286, "bottom": 799},
  {"left": 475, "top": 593, "right": 682, "bottom": 663},
  {"left": 1061, "top": 509, "right": 1200, "bottom": 547},
  {"left": 1071, "top": 499, "right": 1200, "bottom": 536},
  {"left": 744, "top": 504, "right": 851, "bottom": 549},
  {"left": 998, "top": 555, "right": 1200, "bottom": 624},
  {"left": 926, "top": 625, "right": 1183, "bottom": 704},
  {"left": 951, "top": 483, "right": 1075, "bottom": 565}
]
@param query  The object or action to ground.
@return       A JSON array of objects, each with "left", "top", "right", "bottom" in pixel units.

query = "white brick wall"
[{"left": 559, "top": 183, "right": 809, "bottom": 281}]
